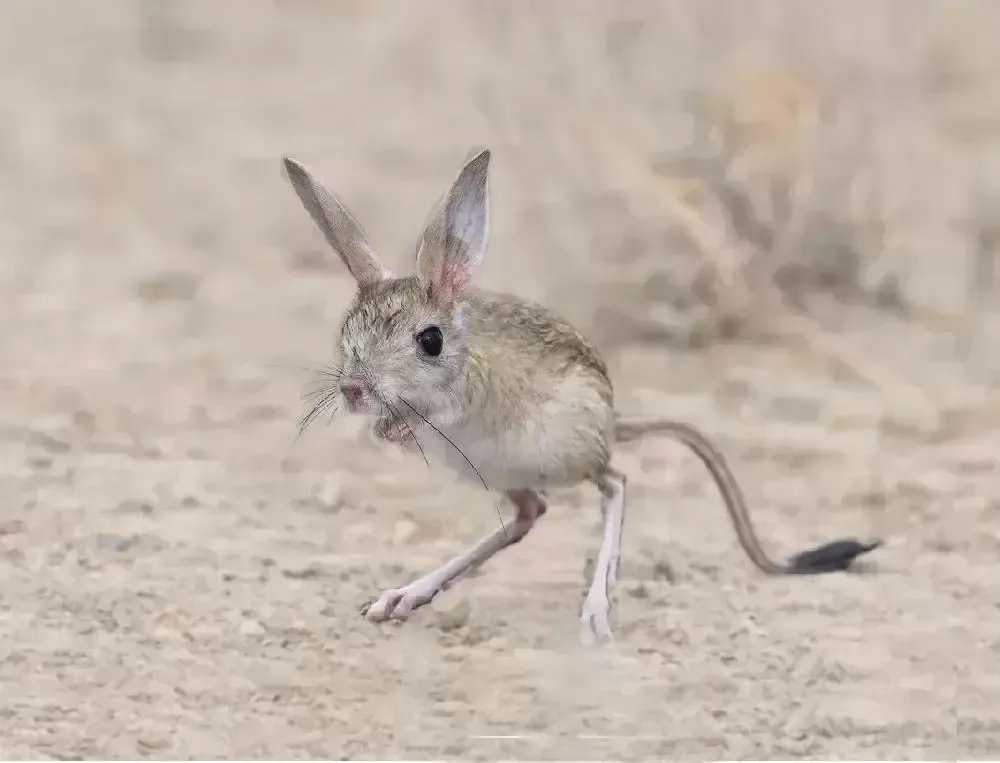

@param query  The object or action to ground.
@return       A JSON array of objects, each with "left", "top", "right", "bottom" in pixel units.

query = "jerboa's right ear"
[
  {"left": 415, "top": 148, "right": 490, "bottom": 303},
  {"left": 282, "top": 157, "right": 390, "bottom": 286}
]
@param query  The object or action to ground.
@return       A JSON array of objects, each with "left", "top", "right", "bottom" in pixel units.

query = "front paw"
[{"left": 373, "top": 417, "right": 415, "bottom": 447}]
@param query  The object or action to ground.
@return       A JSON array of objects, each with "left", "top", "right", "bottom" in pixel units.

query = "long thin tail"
[{"left": 615, "top": 416, "right": 882, "bottom": 575}]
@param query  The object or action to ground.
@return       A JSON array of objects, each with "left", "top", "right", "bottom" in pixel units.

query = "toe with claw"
[
  {"left": 360, "top": 584, "right": 436, "bottom": 623},
  {"left": 579, "top": 593, "right": 614, "bottom": 645}
]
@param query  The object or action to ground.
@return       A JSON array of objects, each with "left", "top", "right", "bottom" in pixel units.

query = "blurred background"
[{"left": 1, "top": 0, "right": 998, "bottom": 759}]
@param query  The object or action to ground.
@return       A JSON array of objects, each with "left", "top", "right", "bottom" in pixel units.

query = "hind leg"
[
  {"left": 361, "top": 489, "right": 547, "bottom": 622},
  {"left": 580, "top": 467, "right": 626, "bottom": 644}
]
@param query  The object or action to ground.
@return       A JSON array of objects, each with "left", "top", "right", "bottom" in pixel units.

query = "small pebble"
[
  {"left": 435, "top": 597, "right": 471, "bottom": 632},
  {"left": 239, "top": 619, "right": 265, "bottom": 637},
  {"left": 627, "top": 582, "right": 650, "bottom": 599},
  {"left": 96, "top": 533, "right": 133, "bottom": 553},
  {"left": 652, "top": 560, "right": 676, "bottom": 583},
  {"left": 283, "top": 563, "right": 322, "bottom": 580},
  {"left": 393, "top": 519, "right": 418, "bottom": 545},
  {"left": 0, "top": 520, "right": 25, "bottom": 536},
  {"left": 137, "top": 735, "right": 171, "bottom": 751},
  {"left": 315, "top": 476, "right": 343, "bottom": 512}
]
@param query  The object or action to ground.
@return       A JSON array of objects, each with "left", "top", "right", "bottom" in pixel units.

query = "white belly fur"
[
  {"left": 413, "top": 420, "right": 555, "bottom": 491},
  {"left": 411, "top": 399, "right": 604, "bottom": 492},
  {"left": 400, "top": 363, "right": 612, "bottom": 493}
]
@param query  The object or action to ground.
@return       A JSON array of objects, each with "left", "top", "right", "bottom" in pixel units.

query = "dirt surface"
[{"left": 1, "top": 1, "right": 999, "bottom": 759}]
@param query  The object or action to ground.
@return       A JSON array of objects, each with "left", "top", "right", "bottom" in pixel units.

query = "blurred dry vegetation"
[
  {"left": 3, "top": 0, "right": 999, "bottom": 433},
  {"left": 184, "top": 1, "right": 996, "bottom": 432}
]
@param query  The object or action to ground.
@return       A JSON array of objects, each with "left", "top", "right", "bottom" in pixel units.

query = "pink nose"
[{"left": 340, "top": 382, "right": 364, "bottom": 405}]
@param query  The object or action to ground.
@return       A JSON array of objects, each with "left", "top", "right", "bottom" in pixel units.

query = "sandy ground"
[{"left": 1, "top": 1, "right": 999, "bottom": 759}]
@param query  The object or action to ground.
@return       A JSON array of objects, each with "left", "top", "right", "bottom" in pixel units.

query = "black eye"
[{"left": 416, "top": 325, "right": 443, "bottom": 357}]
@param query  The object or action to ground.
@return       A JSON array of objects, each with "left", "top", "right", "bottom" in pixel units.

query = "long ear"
[
  {"left": 282, "top": 157, "right": 390, "bottom": 286},
  {"left": 415, "top": 148, "right": 490, "bottom": 302}
]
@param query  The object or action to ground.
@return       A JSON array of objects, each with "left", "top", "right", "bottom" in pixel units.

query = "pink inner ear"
[{"left": 440, "top": 261, "right": 471, "bottom": 298}]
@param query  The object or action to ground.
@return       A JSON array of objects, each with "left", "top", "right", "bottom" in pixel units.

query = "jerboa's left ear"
[
  {"left": 282, "top": 157, "right": 391, "bottom": 286},
  {"left": 415, "top": 148, "right": 490, "bottom": 303}
]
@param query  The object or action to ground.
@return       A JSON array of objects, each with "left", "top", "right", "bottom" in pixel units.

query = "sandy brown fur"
[{"left": 463, "top": 288, "right": 614, "bottom": 479}]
